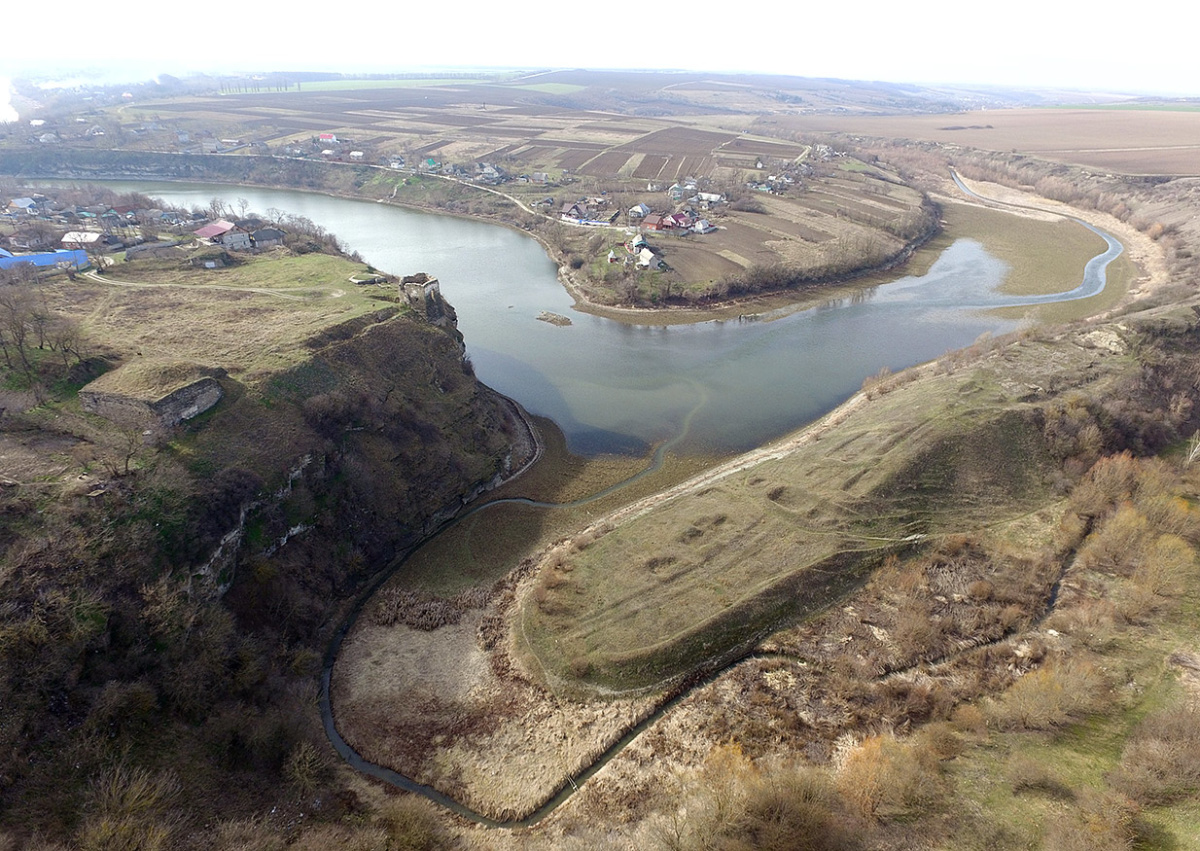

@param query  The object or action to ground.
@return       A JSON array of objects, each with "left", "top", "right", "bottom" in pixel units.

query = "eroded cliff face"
[
  {"left": 203, "top": 309, "right": 526, "bottom": 633},
  {"left": 0, "top": 303, "right": 529, "bottom": 839}
]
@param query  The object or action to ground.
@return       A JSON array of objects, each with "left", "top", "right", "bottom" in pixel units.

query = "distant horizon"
[
  {"left": 4, "top": 63, "right": 1197, "bottom": 129},
  {"left": 4, "top": 61, "right": 1198, "bottom": 101},
  {"left": 5, "top": 0, "right": 1200, "bottom": 102}
]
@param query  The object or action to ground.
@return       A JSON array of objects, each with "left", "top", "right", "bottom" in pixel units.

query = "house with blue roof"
[{"left": 0, "top": 249, "right": 89, "bottom": 272}]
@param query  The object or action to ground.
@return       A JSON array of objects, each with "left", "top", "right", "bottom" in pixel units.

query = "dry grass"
[
  {"left": 518, "top": 341, "right": 1105, "bottom": 692},
  {"left": 52, "top": 253, "right": 398, "bottom": 386}
]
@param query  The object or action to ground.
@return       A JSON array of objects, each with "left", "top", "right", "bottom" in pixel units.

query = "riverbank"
[{"left": 4, "top": 148, "right": 941, "bottom": 324}]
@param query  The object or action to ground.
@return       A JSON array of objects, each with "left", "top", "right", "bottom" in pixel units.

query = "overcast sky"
[{"left": 3, "top": 0, "right": 1198, "bottom": 97}]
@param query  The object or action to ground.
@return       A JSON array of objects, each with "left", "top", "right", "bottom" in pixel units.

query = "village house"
[
  {"left": 10, "top": 233, "right": 49, "bottom": 250},
  {"left": 629, "top": 203, "right": 652, "bottom": 219},
  {"left": 194, "top": 220, "right": 254, "bottom": 249},
  {"left": 641, "top": 214, "right": 665, "bottom": 232},
  {"left": 252, "top": 228, "right": 285, "bottom": 249},
  {"left": 560, "top": 201, "right": 588, "bottom": 222},
  {"left": 475, "top": 163, "right": 505, "bottom": 184},
  {"left": 637, "top": 247, "right": 662, "bottom": 269},
  {"left": 219, "top": 229, "right": 252, "bottom": 251},
  {"left": 7, "top": 198, "right": 37, "bottom": 216},
  {"left": 0, "top": 247, "right": 88, "bottom": 272},
  {"left": 62, "top": 231, "right": 102, "bottom": 249},
  {"left": 194, "top": 220, "right": 236, "bottom": 241}
]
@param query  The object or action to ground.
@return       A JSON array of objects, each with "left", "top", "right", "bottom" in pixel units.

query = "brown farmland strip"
[
  {"left": 720, "top": 137, "right": 806, "bottom": 158},
  {"left": 617, "top": 127, "right": 739, "bottom": 155},
  {"left": 411, "top": 139, "right": 452, "bottom": 155},
  {"left": 556, "top": 149, "right": 601, "bottom": 170},
  {"left": 512, "top": 146, "right": 557, "bottom": 163},
  {"left": 633, "top": 155, "right": 669, "bottom": 179},
  {"left": 579, "top": 151, "right": 635, "bottom": 177},
  {"left": 536, "top": 139, "right": 609, "bottom": 151}
]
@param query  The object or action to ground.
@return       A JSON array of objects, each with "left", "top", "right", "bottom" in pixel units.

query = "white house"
[
  {"left": 62, "top": 231, "right": 101, "bottom": 248},
  {"left": 637, "top": 247, "right": 661, "bottom": 269}
]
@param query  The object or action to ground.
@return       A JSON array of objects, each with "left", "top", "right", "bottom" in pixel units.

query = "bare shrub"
[
  {"left": 1132, "top": 533, "right": 1195, "bottom": 598},
  {"left": 950, "top": 703, "right": 988, "bottom": 737},
  {"left": 289, "top": 824, "right": 389, "bottom": 851},
  {"left": 284, "top": 741, "right": 328, "bottom": 797},
  {"left": 967, "top": 579, "right": 994, "bottom": 601},
  {"left": 919, "top": 722, "right": 964, "bottom": 761},
  {"left": 1111, "top": 703, "right": 1200, "bottom": 805},
  {"left": 987, "top": 657, "right": 1110, "bottom": 730},
  {"left": 890, "top": 602, "right": 948, "bottom": 663},
  {"left": 79, "top": 764, "right": 181, "bottom": 851},
  {"left": 836, "top": 733, "right": 943, "bottom": 821},
  {"left": 1044, "top": 599, "right": 1119, "bottom": 651},
  {"left": 1077, "top": 504, "right": 1149, "bottom": 575},
  {"left": 654, "top": 757, "right": 860, "bottom": 851},
  {"left": 1007, "top": 754, "right": 1074, "bottom": 799},
  {"left": 729, "top": 767, "right": 860, "bottom": 851},
  {"left": 1138, "top": 493, "right": 1198, "bottom": 542},
  {"left": 1042, "top": 789, "right": 1138, "bottom": 851},
  {"left": 211, "top": 817, "right": 288, "bottom": 851},
  {"left": 1070, "top": 453, "right": 1140, "bottom": 519},
  {"left": 375, "top": 796, "right": 444, "bottom": 851}
]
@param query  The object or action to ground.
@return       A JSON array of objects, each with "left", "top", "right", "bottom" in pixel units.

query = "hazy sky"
[{"left": 3, "top": 0, "right": 1198, "bottom": 96}]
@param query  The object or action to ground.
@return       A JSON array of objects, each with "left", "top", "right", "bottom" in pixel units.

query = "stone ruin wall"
[{"left": 80, "top": 377, "right": 223, "bottom": 431}]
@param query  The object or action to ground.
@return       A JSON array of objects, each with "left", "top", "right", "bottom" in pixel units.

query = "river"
[
  {"left": 94, "top": 179, "right": 1125, "bottom": 825},
  {"left": 100, "top": 181, "right": 1117, "bottom": 456}
]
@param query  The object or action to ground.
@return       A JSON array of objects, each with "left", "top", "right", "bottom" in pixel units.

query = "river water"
[{"left": 102, "top": 182, "right": 1110, "bottom": 456}]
